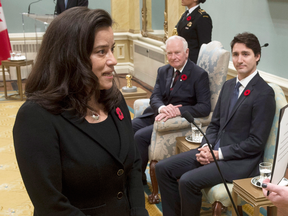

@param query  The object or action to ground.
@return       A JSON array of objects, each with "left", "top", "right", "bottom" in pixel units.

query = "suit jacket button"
[
  {"left": 117, "top": 169, "right": 124, "bottom": 176},
  {"left": 117, "top": 191, "right": 123, "bottom": 199}
]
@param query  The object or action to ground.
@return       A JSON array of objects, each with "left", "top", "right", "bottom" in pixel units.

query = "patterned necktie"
[
  {"left": 170, "top": 70, "right": 180, "bottom": 91},
  {"left": 214, "top": 82, "right": 241, "bottom": 150},
  {"left": 65, "top": 0, "right": 68, "bottom": 9}
]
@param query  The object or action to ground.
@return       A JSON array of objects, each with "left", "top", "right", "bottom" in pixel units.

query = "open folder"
[{"left": 271, "top": 104, "right": 288, "bottom": 185}]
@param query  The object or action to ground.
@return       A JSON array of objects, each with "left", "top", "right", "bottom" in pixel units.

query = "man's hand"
[
  {"left": 155, "top": 112, "right": 177, "bottom": 122},
  {"left": 160, "top": 104, "right": 182, "bottom": 116},
  {"left": 155, "top": 113, "right": 169, "bottom": 122},
  {"left": 196, "top": 146, "right": 219, "bottom": 165},
  {"left": 155, "top": 104, "right": 182, "bottom": 122}
]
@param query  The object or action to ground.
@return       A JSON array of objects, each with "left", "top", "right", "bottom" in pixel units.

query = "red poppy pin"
[
  {"left": 187, "top": 16, "right": 191, "bottom": 21},
  {"left": 181, "top": 74, "right": 187, "bottom": 81},
  {"left": 116, "top": 107, "right": 124, "bottom": 120},
  {"left": 244, "top": 90, "right": 251, "bottom": 96}
]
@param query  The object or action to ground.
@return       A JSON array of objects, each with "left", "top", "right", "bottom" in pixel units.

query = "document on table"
[{"left": 271, "top": 104, "right": 288, "bottom": 185}]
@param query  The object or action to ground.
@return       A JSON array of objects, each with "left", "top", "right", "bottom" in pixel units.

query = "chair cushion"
[
  {"left": 197, "top": 41, "right": 230, "bottom": 113},
  {"left": 202, "top": 183, "right": 245, "bottom": 206},
  {"left": 264, "top": 83, "right": 287, "bottom": 163}
]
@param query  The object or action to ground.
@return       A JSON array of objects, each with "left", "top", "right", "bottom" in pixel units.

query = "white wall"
[{"left": 203, "top": 0, "right": 288, "bottom": 80}]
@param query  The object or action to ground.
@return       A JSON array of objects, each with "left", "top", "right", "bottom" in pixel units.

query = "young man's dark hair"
[{"left": 230, "top": 32, "right": 261, "bottom": 65}]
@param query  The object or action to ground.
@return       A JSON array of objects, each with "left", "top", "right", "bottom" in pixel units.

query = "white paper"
[{"left": 271, "top": 107, "right": 288, "bottom": 185}]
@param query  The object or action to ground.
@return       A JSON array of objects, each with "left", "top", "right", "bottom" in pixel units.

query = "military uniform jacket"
[{"left": 176, "top": 6, "right": 212, "bottom": 63}]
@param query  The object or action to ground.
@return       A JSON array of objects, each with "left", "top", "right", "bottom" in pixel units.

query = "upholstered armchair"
[
  {"left": 133, "top": 41, "right": 230, "bottom": 204},
  {"left": 201, "top": 83, "right": 288, "bottom": 216}
]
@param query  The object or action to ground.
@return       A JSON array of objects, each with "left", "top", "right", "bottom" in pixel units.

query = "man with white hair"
[{"left": 132, "top": 35, "right": 211, "bottom": 185}]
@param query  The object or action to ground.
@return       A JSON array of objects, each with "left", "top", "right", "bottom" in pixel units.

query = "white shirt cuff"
[
  {"left": 218, "top": 148, "right": 223, "bottom": 160},
  {"left": 158, "top": 105, "right": 165, "bottom": 113}
]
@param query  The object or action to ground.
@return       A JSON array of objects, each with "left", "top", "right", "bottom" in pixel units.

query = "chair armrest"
[
  {"left": 153, "top": 116, "right": 190, "bottom": 132},
  {"left": 153, "top": 112, "right": 213, "bottom": 133},
  {"left": 133, "top": 98, "right": 150, "bottom": 119}
]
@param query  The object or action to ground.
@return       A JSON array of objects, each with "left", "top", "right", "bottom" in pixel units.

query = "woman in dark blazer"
[
  {"left": 175, "top": 0, "right": 212, "bottom": 63},
  {"left": 13, "top": 8, "right": 148, "bottom": 216}
]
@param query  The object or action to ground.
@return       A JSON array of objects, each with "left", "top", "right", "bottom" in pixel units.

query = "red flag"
[{"left": 0, "top": 1, "right": 11, "bottom": 65}]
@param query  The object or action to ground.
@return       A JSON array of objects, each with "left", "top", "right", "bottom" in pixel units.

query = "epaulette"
[
  {"left": 198, "top": 9, "right": 206, "bottom": 15},
  {"left": 203, "top": 15, "right": 209, "bottom": 18}
]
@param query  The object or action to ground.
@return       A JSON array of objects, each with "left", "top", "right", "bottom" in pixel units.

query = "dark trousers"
[
  {"left": 156, "top": 149, "right": 224, "bottom": 216},
  {"left": 132, "top": 116, "right": 154, "bottom": 180}
]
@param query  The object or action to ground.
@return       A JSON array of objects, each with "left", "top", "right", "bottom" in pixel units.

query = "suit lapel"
[
  {"left": 110, "top": 106, "right": 130, "bottom": 163},
  {"left": 223, "top": 74, "right": 260, "bottom": 128},
  {"left": 169, "top": 60, "right": 191, "bottom": 98},
  {"left": 61, "top": 109, "right": 124, "bottom": 164},
  {"left": 66, "top": 0, "right": 71, "bottom": 8},
  {"left": 177, "top": 12, "right": 187, "bottom": 30},
  {"left": 166, "top": 66, "right": 174, "bottom": 93},
  {"left": 59, "top": 0, "right": 65, "bottom": 11}
]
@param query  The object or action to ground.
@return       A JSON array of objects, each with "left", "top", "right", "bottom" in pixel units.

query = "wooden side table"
[
  {"left": 1, "top": 59, "right": 34, "bottom": 100},
  {"left": 232, "top": 178, "right": 277, "bottom": 216},
  {"left": 120, "top": 88, "right": 147, "bottom": 100},
  {"left": 176, "top": 136, "right": 200, "bottom": 154}
]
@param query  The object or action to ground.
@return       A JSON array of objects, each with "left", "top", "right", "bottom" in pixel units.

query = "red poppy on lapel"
[
  {"left": 116, "top": 107, "right": 124, "bottom": 120},
  {"left": 181, "top": 74, "right": 187, "bottom": 81},
  {"left": 244, "top": 90, "right": 251, "bottom": 96},
  {"left": 187, "top": 16, "right": 191, "bottom": 21}
]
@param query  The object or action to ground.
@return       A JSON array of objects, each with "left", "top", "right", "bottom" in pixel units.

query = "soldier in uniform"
[{"left": 174, "top": 0, "right": 212, "bottom": 64}]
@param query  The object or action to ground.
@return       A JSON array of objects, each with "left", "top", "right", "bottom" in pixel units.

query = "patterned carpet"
[
  {"left": 0, "top": 100, "right": 33, "bottom": 215},
  {"left": 0, "top": 95, "right": 266, "bottom": 216}
]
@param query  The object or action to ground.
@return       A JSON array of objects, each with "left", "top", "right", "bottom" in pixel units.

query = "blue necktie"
[
  {"left": 214, "top": 82, "right": 241, "bottom": 150},
  {"left": 65, "top": 0, "right": 68, "bottom": 9},
  {"left": 228, "top": 82, "right": 241, "bottom": 115}
]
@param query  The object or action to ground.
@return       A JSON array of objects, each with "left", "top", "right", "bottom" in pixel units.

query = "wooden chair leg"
[
  {"left": 237, "top": 205, "right": 243, "bottom": 216},
  {"left": 148, "top": 160, "right": 160, "bottom": 204},
  {"left": 267, "top": 206, "right": 277, "bottom": 216},
  {"left": 212, "top": 201, "right": 227, "bottom": 216}
]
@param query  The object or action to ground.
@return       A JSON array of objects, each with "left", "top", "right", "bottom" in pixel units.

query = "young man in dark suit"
[
  {"left": 55, "top": 0, "right": 88, "bottom": 14},
  {"left": 132, "top": 35, "right": 211, "bottom": 185},
  {"left": 155, "top": 32, "right": 276, "bottom": 216}
]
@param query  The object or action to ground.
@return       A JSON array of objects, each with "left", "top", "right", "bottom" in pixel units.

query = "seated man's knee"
[
  {"left": 134, "top": 129, "right": 145, "bottom": 143},
  {"left": 131, "top": 118, "right": 140, "bottom": 134},
  {"left": 155, "top": 160, "right": 169, "bottom": 178},
  {"left": 178, "top": 172, "right": 196, "bottom": 191}
]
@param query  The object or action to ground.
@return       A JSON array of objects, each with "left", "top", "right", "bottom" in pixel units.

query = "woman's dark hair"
[
  {"left": 199, "top": 0, "right": 206, "bottom": 3},
  {"left": 230, "top": 32, "right": 261, "bottom": 65},
  {"left": 25, "top": 7, "right": 122, "bottom": 117}
]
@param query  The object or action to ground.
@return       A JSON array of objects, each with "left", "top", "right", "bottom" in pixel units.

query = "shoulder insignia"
[
  {"left": 198, "top": 9, "right": 206, "bottom": 15},
  {"left": 203, "top": 15, "right": 209, "bottom": 18}
]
